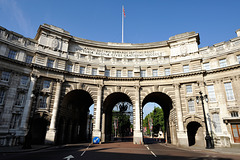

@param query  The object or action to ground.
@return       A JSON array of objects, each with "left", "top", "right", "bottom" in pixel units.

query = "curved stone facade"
[{"left": 0, "top": 24, "right": 240, "bottom": 147}]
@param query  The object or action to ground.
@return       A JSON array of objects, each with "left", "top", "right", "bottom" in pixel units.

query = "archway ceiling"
[{"left": 103, "top": 92, "right": 132, "bottom": 112}]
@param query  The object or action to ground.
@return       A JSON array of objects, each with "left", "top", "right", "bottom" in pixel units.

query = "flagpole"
[{"left": 122, "top": 5, "right": 124, "bottom": 43}]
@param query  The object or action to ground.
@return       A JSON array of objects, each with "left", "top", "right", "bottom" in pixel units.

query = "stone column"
[
  {"left": 45, "top": 80, "right": 62, "bottom": 144},
  {"left": 92, "top": 84, "right": 102, "bottom": 141},
  {"left": 174, "top": 83, "right": 188, "bottom": 146},
  {"left": 133, "top": 85, "right": 143, "bottom": 144},
  {"left": 101, "top": 113, "right": 106, "bottom": 142},
  {"left": 19, "top": 75, "right": 37, "bottom": 136}
]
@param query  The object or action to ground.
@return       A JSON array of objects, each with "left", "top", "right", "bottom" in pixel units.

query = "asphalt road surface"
[{"left": 0, "top": 142, "right": 239, "bottom": 160}]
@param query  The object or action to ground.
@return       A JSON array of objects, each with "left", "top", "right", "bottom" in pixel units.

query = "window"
[
  {"left": 165, "top": 68, "right": 170, "bottom": 76},
  {"left": 212, "top": 113, "right": 222, "bottom": 133},
  {"left": 140, "top": 70, "right": 146, "bottom": 77},
  {"left": 224, "top": 82, "right": 235, "bottom": 100},
  {"left": 1, "top": 71, "right": 11, "bottom": 82},
  {"left": 43, "top": 80, "right": 51, "bottom": 89},
  {"left": 92, "top": 68, "right": 97, "bottom": 75},
  {"left": 0, "top": 89, "right": 6, "bottom": 104},
  {"left": 219, "top": 59, "right": 227, "bottom": 68},
  {"left": 186, "top": 85, "right": 192, "bottom": 93},
  {"left": 15, "top": 93, "right": 25, "bottom": 106},
  {"left": 105, "top": 69, "right": 110, "bottom": 77},
  {"left": 20, "top": 76, "right": 29, "bottom": 86},
  {"left": 66, "top": 64, "right": 73, "bottom": 72},
  {"left": 80, "top": 67, "right": 85, "bottom": 74},
  {"left": 10, "top": 113, "right": 21, "bottom": 129},
  {"left": 128, "top": 70, "right": 133, "bottom": 77},
  {"left": 207, "top": 85, "right": 216, "bottom": 101},
  {"left": 203, "top": 62, "right": 210, "bottom": 70},
  {"left": 231, "top": 111, "right": 239, "bottom": 117},
  {"left": 25, "top": 55, "right": 33, "bottom": 64},
  {"left": 47, "top": 59, "right": 54, "bottom": 68},
  {"left": 39, "top": 96, "right": 47, "bottom": 109},
  {"left": 188, "top": 99, "right": 195, "bottom": 113},
  {"left": 183, "top": 65, "right": 189, "bottom": 73},
  {"left": 116, "top": 70, "right": 121, "bottom": 77},
  {"left": 152, "top": 69, "right": 158, "bottom": 77},
  {"left": 8, "top": 50, "right": 17, "bottom": 59},
  {"left": 237, "top": 55, "right": 240, "bottom": 64}
]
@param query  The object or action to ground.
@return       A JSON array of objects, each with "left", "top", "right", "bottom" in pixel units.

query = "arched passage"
[
  {"left": 56, "top": 89, "right": 93, "bottom": 144},
  {"left": 187, "top": 121, "right": 204, "bottom": 147},
  {"left": 142, "top": 92, "right": 173, "bottom": 143},
  {"left": 102, "top": 92, "right": 133, "bottom": 142}
]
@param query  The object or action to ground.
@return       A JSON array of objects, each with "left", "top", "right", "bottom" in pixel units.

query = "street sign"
[{"left": 93, "top": 137, "right": 100, "bottom": 144}]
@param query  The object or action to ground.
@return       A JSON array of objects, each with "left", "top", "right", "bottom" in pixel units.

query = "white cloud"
[{"left": 0, "top": 0, "right": 34, "bottom": 37}]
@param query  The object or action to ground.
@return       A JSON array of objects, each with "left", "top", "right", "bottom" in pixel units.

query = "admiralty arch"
[{"left": 0, "top": 24, "right": 240, "bottom": 148}]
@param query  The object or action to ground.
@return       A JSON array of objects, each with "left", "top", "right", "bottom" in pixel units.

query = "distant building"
[{"left": 0, "top": 24, "right": 240, "bottom": 147}]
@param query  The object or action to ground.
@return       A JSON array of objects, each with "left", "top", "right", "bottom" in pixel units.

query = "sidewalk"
[
  {"left": 0, "top": 145, "right": 53, "bottom": 153},
  {"left": 162, "top": 143, "right": 240, "bottom": 156}
]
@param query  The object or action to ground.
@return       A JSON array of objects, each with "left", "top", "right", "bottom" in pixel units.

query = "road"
[{"left": 0, "top": 141, "right": 239, "bottom": 160}]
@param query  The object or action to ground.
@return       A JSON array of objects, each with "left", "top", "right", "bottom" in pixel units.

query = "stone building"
[{"left": 0, "top": 24, "right": 240, "bottom": 147}]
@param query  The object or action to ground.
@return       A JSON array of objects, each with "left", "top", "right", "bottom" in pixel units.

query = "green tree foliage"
[
  {"left": 143, "top": 107, "right": 165, "bottom": 135},
  {"left": 112, "top": 112, "right": 131, "bottom": 137}
]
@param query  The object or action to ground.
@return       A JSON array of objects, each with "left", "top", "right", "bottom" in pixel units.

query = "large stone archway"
[
  {"left": 102, "top": 92, "right": 133, "bottom": 142},
  {"left": 55, "top": 89, "right": 94, "bottom": 144}
]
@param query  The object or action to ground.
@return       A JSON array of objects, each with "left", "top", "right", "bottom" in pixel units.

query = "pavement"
[{"left": 0, "top": 142, "right": 240, "bottom": 156}]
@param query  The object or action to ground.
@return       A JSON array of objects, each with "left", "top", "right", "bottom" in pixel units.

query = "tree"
[{"left": 143, "top": 107, "right": 165, "bottom": 136}]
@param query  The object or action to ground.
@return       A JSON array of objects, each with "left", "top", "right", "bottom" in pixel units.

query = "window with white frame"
[
  {"left": 203, "top": 62, "right": 210, "bottom": 70},
  {"left": 20, "top": 76, "right": 29, "bottom": 86},
  {"left": 1, "top": 71, "right": 11, "bottom": 82},
  {"left": 8, "top": 50, "right": 17, "bottom": 59},
  {"left": 15, "top": 93, "right": 25, "bottom": 106},
  {"left": 105, "top": 69, "right": 110, "bottom": 77},
  {"left": 80, "top": 67, "right": 85, "bottom": 74},
  {"left": 224, "top": 82, "right": 235, "bottom": 101},
  {"left": 231, "top": 111, "right": 239, "bottom": 117},
  {"left": 116, "top": 70, "right": 121, "bottom": 77},
  {"left": 92, "top": 68, "right": 97, "bottom": 75},
  {"left": 237, "top": 55, "right": 240, "bottom": 64},
  {"left": 25, "top": 55, "right": 33, "bottom": 64},
  {"left": 39, "top": 96, "right": 47, "bottom": 109},
  {"left": 183, "top": 65, "right": 189, "bottom": 73},
  {"left": 66, "top": 64, "right": 73, "bottom": 72},
  {"left": 212, "top": 113, "right": 222, "bottom": 133},
  {"left": 219, "top": 59, "right": 227, "bottom": 68},
  {"left": 140, "top": 70, "right": 146, "bottom": 77},
  {"left": 152, "top": 69, "right": 158, "bottom": 77},
  {"left": 43, "top": 80, "right": 51, "bottom": 89},
  {"left": 188, "top": 99, "right": 195, "bottom": 113},
  {"left": 165, "top": 68, "right": 170, "bottom": 76},
  {"left": 186, "top": 85, "right": 192, "bottom": 93},
  {"left": 207, "top": 85, "right": 216, "bottom": 102},
  {"left": 0, "top": 89, "right": 6, "bottom": 105},
  {"left": 47, "top": 59, "right": 54, "bottom": 68},
  {"left": 128, "top": 70, "right": 133, "bottom": 77},
  {"left": 9, "top": 113, "right": 21, "bottom": 129}
]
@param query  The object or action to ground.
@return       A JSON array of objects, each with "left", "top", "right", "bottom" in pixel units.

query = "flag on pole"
[{"left": 123, "top": 6, "right": 126, "bottom": 18}]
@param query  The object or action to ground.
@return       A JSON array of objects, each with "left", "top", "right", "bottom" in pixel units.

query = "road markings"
[
  {"left": 144, "top": 145, "right": 157, "bottom": 157},
  {"left": 63, "top": 155, "right": 74, "bottom": 160},
  {"left": 150, "top": 151, "right": 157, "bottom": 157},
  {"left": 81, "top": 144, "right": 91, "bottom": 157}
]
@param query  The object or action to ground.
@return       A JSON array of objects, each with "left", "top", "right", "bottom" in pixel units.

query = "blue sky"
[
  {"left": 1, "top": 0, "right": 239, "bottom": 117},
  {"left": 1, "top": 0, "right": 240, "bottom": 48}
]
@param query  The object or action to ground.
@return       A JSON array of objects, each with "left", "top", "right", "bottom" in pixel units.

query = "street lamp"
[
  {"left": 196, "top": 91, "right": 214, "bottom": 149},
  {"left": 22, "top": 87, "right": 41, "bottom": 149}
]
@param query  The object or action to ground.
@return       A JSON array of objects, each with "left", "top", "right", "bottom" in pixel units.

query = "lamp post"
[
  {"left": 196, "top": 91, "right": 214, "bottom": 149},
  {"left": 22, "top": 87, "right": 40, "bottom": 149}
]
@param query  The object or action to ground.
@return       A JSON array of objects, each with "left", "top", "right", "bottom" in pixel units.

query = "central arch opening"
[
  {"left": 57, "top": 90, "right": 93, "bottom": 144},
  {"left": 142, "top": 92, "right": 173, "bottom": 144},
  {"left": 103, "top": 92, "right": 133, "bottom": 142}
]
